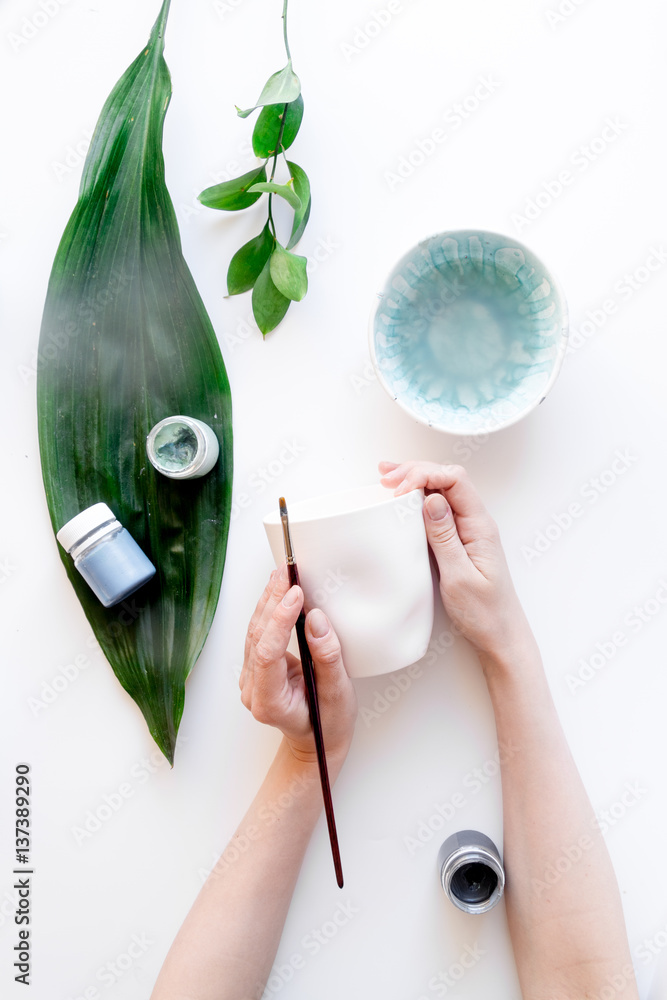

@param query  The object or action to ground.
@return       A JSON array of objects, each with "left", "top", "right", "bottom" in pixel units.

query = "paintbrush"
[{"left": 279, "top": 497, "right": 344, "bottom": 888}]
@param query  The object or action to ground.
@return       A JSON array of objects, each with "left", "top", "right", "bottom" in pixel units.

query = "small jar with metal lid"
[
  {"left": 56, "top": 502, "right": 156, "bottom": 608},
  {"left": 438, "top": 830, "right": 505, "bottom": 914},
  {"left": 146, "top": 415, "right": 219, "bottom": 480}
]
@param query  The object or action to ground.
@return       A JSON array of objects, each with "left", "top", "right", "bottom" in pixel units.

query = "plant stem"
[
  {"left": 282, "top": 0, "right": 291, "bottom": 62},
  {"left": 267, "top": 1, "right": 292, "bottom": 242},
  {"left": 266, "top": 100, "right": 289, "bottom": 241}
]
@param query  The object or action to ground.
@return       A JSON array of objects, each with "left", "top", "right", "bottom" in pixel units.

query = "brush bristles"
[{"left": 279, "top": 497, "right": 287, "bottom": 517}]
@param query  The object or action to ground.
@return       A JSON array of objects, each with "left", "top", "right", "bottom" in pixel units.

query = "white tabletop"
[{"left": 3, "top": 1, "right": 667, "bottom": 998}]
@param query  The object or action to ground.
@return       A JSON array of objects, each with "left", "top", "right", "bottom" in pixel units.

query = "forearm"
[
  {"left": 151, "top": 739, "right": 345, "bottom": 1000},
  {"left": 480, "top": 636, "right": 638, "bottom": 1000}
]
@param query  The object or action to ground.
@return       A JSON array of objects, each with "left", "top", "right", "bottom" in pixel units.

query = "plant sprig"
[{"left": 199, "top": 0, "right": 311, "bottom": 336}]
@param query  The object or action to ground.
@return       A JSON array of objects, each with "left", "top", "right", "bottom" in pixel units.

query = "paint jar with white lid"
[
  {"left": 56, "top": 502, "right": 156, "bottom": 608},
  {"left": 146, "top": 415, "right": 219, "bottom": 480}
]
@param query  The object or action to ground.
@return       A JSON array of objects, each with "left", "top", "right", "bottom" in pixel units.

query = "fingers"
[
  {"left": 250, "top": 585, "right": 305, "bottom": 719},
  {"left": 305, "top": 609, "right": 346, "bottom": 687},
  {"left": 378, "top": 459, "right": 495, "bottom": 545},
  {"left": 422, "top": 491, "right": 469, "bottom": 576},
  {"left": 242, "top": 569, "right": 278, "bottom": 672},
  {"left": 242, "top": 564, "right": 290, "bottom": 669}
]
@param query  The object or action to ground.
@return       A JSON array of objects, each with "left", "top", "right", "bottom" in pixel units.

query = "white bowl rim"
[{"left": 367, "top": 228, "right": 569, "bottom": 437}]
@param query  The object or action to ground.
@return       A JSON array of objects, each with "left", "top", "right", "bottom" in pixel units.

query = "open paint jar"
[
  {"left": 438, "top": 830, "right": 505, "bottom": 914},
  {"left": 146, "top": 415, "right": 219, "bottom": 480}
]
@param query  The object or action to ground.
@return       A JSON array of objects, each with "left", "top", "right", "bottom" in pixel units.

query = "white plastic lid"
[{"left": 56, "top": 502, "right": 118, "bottom": 553}]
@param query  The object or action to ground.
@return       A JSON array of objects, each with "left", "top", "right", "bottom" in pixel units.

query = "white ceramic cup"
[{"left": 263, "top": 483, "right": 434, "bottom": 678}]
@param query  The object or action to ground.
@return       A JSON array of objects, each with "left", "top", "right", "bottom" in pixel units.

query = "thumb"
[
  {"left": 423, "top": 492, "right": 468, "bottom": 575},
  {"left": 305, "top": 609, "right": 347, "bottom": 685}
]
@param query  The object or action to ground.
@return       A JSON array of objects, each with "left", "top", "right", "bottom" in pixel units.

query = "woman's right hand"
[{"left": 379, "top": 460, "right": 536, "bottom": 664}]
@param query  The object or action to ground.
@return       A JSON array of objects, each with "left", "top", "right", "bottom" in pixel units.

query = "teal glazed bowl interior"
[{"left": 370, "top": 230, "right": 568, "bottom": 435}]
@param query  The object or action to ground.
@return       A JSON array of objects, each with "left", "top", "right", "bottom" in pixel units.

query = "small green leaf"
[
  {"left": 286, "top": 161, "right": 311, "bottom": 250},
  {"left": 198, "top": 164, "right": 267, "bottom": 211},
  {"left": 270, "top": 244, "right": 308, "bottom": 302},
  {"left": 252, "top": 95, "right": 304, "bottom": 158},
  {"left": 237, "top": 63, "right": 301, "bottom": 119},
  {"left": 252, "top": 257, "right": 291, "bottom": 334},
  {"left": 227, "top": 223, "right": 275, "bottom": 296},
  {"left": 248, "top": 181, "right": 300, "bottom": 211}
]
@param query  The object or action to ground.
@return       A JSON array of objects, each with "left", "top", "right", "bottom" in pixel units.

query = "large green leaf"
[{"left": 36, "top": 0, "right": 233, "bottom": 765}]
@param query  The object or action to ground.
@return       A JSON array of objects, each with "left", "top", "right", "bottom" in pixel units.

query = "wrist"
[
  {"left": 280, "top": 736, "right": 350, "bottom": 784},
  {"left": 477, "top": 628, "right": 542, "bottom": 685}
]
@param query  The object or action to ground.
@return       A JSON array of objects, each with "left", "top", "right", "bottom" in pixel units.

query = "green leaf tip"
[
  {"left": 227, "top": 223, "right": 275, "bottom": 296},
  {"left": 236, "top": 62, "right": 301, "bottom": 118},
  {"left": 151, "top": 0, "right": 172, "bottom": 47},
  {"left": 270, "top": 243, "right": 308, "bottom": 301},
  {"left": 199, "top": 164, "right": 268, "bottom": 211},
  {"left": 252, "top": 257, "right": 291, "bottom": 334}
]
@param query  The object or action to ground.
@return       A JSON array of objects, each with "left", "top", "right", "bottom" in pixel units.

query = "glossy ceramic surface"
[{"left": 370, "top": 230, "right": 568, "bottom": 434}]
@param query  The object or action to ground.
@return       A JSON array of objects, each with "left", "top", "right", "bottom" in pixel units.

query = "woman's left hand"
[{"left": 240, "top": 564, "right": 358, "bottom": 766}]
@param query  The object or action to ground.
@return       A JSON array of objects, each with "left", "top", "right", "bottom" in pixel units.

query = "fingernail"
[
  {"left": 278, "top": 562, "right": 288, "bottom": 580},
  {"left": 308, "top": 609, "right": 329, "bottom": 638},
  {"left": 282, "top": 586, "right": 299, "bottom": 607},
  {"left": 425, "top": 494, "right": 449, "bottom": 521}
]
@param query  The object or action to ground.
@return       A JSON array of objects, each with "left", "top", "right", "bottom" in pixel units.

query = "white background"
[{"left": 2, "top": 0, "right": 667, "bottom": 997}]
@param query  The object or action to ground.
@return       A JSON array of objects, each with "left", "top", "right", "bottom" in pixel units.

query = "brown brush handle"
[{"left": 288, "top": 561, "right": 344, "bottom": 888}]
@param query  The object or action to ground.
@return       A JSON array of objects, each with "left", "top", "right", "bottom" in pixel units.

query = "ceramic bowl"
[
  {"left": 369, "top": 229, "right": 568, "bottom": 435},
  {"left": 263, "top": 484, "right": 434, "bottom": 678}
]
